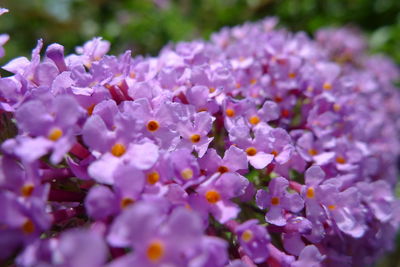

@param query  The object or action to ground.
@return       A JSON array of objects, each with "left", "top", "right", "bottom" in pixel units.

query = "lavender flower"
[{"left": 0, "top": 14, "right": 399, "bottom": 266}]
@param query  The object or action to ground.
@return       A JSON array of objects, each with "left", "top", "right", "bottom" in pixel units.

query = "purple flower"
[
  {"left": 177, "top": 111, "right": 214, "bottom": 157},
  {"left": 17, "top": 229, "right": 108, "bottom": 267},
  {"left": 199, "top": 145, "right": 248, "bottom": 175},
  {"left": 256, "top": 177, "right": 304, "bottom": 226},
  {"left": 195, "top": 172, "right": 249, "bottom": 223},
  {"left": 235, "top": 220, "right": 270, "bottom": 263},
  {"left": 108, "top": 202, "right": 207, "bottom": 266},
  {"left": 291, "top": 245, "right": 325, "bottom": 267}
]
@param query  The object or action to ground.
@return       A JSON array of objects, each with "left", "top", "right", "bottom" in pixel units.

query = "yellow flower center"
[
  {"left": 246, "top": 147, "right": 257, "bottom": 156},
  {"left": 306, "top": 187, "right": 315, "bottom": 199},
  {"left": 111, "top": 143, "right": 126, "bottom": 157},
  {"left": 205, "top": 190, "right": 221, "bottom": 204},
  {"left": 328, "top": 204, "right": 336, "bottom": 210},
  {"left": 21, "top": 184, "right": 34, "bottom": 197},
  {"left": 147, "top": 120, "right": 160, "bottom": 132},
  {"left": 147, "top": 171, "right": 160, "bottom": 185},
  {"left": 190, "top": 134, "right": 201, "bottom": 143},
  {"left": 288, "top": 72, "right": 296, "bottom": 79},
  {"left": 249, "top": 115, "right": 260, "bottom": 125},
  {"left": 147, "top": 241, "right": 165, "bottom": 262},
  {"left": 209, "top": 87, "right": 216, "bottom": 93},
  {"left": 22, "top": 219, "right": 35, "bottom": 234},
  {"left": 250, "top": 78, "right": 257, "bottom": 85},
  {"left": 181, "top": 168, "right": 193, "bottom": 180},
  {"left": 48, "top": 127, "right": 63, "bottom": 141},
  {"left": 241, "top": 229, "right": 253, "bottom": 242},
  {"left": 271, "top": 197, "right": 280, "bottom": 206}
]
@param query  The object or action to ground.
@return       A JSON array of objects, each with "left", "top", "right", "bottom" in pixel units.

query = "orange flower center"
[
  {"left": 190, "top": 134, "right": 201, "bottom": 143},
  {"left": 328, "top": 204, "right": 336, "bottom": 210},
  {"left": 306, "top": 187, "right": 315, "bottom": 199},
  {"left": 271, "top": 150, "right": 279, "bottom": 157},
  {"left": 205, "top": 190, "right": 221, "bottom": 204},
  {"left": 147, "top": 241, "right": 165, "bottom": 262},
  {"left": 308, "top": 148, "right": 318, "bottom": 156},
  {"left": 246, "top": 147, "right": 257, "bottom": 156},
  {"left": 147, "top": 120, "right": 160, "bottom": 132},
  {"left": 21, "top": 184, "right": 34, "bottom": 197},
  {"left": 225, "top": 108, "right": 235, "bottom": 117},
  {"left": 323, "top": 82, "right": 332, "bottom": 90},
  {"left": 336, "top": 156, "right": 346, "bottom": 164},
  {"left": 217, "top": 166, "right": 229, "bottom": 174},
  {"left": 22, "top": 219, "right": 35, "bottom": 234},
  {"left": 241, "top": 229, "right": 253, "bottom": 242},
  {"left": 48, "top": 127, "right": 63, "bottom": 141},
  {"left": 111, "top": 143, "right": 126, "bottom": 157},
  {"left": 120, "top": 197, "right": 135, "bottom": 209},
  {"left": 87, "top": 104, "right": 96, "bottom": 115},
  {"left": 147, "top": 171, "right": 160, "bottom": 185},
  {"left": 249, "top": 115, "right": 260, "bottom": 125},
  {"left": 271, "top": 197, "right": 280, "bottom": 206}
]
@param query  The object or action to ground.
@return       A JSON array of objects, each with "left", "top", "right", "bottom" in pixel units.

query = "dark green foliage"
[{"left": 1, "top": 0, "right": 400, "bottom": 63}]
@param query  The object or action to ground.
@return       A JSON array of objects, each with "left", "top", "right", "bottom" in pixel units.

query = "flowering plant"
[{"left": 0, "top": 9, "right": 399, "bottom": 267}]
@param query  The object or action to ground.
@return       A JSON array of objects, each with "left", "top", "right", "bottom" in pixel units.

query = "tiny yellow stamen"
[
  {"left": 225, "top": 108, "right": 235, "bottom": 117},
  {"left": 22, "top": 219, "right": 35, "bottom": 234},
  {"left": 181, "top": 168, "right": 193, "bottom": 180},
  {"left": 306, "top": 187, "right": 315, "bottom": 199},
  {"left": 111, "top": 143, "right": 126, "bottom": 157},
  {"left": 120, "top": 197, "right": 135, "bottom": 209},
  {"left": 21, "top": 184, "right": 34, "bottom": 197},
  {"left": 147, "top": 120, "right": 160, "bottom": 132},
  {"left": 190, "top": 134, "right": 201, "bottom": 143},
  {"left": 48, "top": 128, "right": 63, "bottom": 141},
  {"left": 147, "top": 241, "right": 164, "bottom": 262},
  {"left": 209, "top": 87, "right": 216, "bottom": 93},
  {"left": 246, "top": 147, "right": 257, "bottom": 156},
  {"left": 241, "top": 230, "right": 253, "bottom": 242},
  {"left": 250, "top": 78, "right": 257, "bottom": 85},
  {"left": 147, "top": 171, "right": 160, "bottom": 185},
  {"left": 288, "top": 73, "right": 296, "bottom": 79},
  {"left": 249, "top": 116, "right": 260, "bottom": 125},
  {"left": 205, "top": 190, "right": 221, "bottom": 204},
  {"left": 328, "top": 204, "right": 336, "bottom": 210},
  {"left": 271, "top": 197, "right": 280, "bottom": 206}
]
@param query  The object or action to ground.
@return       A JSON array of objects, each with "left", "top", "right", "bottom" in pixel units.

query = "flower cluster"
[{"left": 1, "top": 13, "right": 400, "bottom": 267}]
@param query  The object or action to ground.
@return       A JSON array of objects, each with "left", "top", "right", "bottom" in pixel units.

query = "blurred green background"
[
  {"left": 0, "top": 0, "right": 399, "bottom": 266},
  {"left": 1, "top": 0, "right": 400, "bottom": 64}
]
